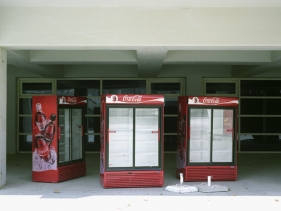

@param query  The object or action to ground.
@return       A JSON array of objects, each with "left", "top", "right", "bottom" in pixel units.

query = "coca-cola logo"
[
  {"left": 203, "top": 97, "right": 220, "bottom": 104},
  {"left": 110, "top": 95, "right": 118, "bottom": 102},
  {"left": 67, "top": 97, "right": 77, "bottom": 103},
  {"left": 123, "top": 95, "right": 142, "bottom": 102}
]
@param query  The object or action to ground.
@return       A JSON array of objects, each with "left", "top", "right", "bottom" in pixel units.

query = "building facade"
[{"left": 1, "top": 1, "right": 281, "bottom": 188}]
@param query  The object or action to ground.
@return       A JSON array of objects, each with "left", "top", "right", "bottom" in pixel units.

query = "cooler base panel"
[
  {"left": 101, "top": 170, "right": 164, "bottom": 188},
  {"left": 177, "top": 166, "right": 237, "bottom": 181},
  {"left": 32, "top": 170, "right": 58, "bottom": 183},
  {"left": 58, "top": 162, "right": 86, "bottom": 182},
  {"left": 32, "top": 162, "right": 86, "bottom": 183}
]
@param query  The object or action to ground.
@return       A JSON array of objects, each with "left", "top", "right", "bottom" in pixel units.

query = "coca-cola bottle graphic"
[
  {"left": 43, "top": 114, "right": 56, "bottom": 142},
  {"left": 35, "top": 133, "right": 53, "bottom": 163},
  {"left": 35, "top": 103, "right": 46, "bottom": 131}
]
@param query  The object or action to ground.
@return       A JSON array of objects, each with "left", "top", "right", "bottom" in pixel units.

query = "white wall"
[
  {"left": 64, "top": 65, "right": 138, "bottom": 78},
  {"left": 159, "top": 65, "right": 232, "bottom": 95}
]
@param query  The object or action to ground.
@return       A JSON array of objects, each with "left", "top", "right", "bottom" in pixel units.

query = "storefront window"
[
  {"left": 57, "top": 80, "right": 100, "bottom": 96},
  {"left": 22, "top": 83, "right": 52, "bottom": 94},
  {"left": 151, "top": 82, "right": 181, "bottom": 94},
  {"left": 102, "top": 80, "right": 146, "bottom": 94}
]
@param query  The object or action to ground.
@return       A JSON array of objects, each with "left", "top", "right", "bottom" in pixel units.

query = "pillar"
[{"left": 0, "top": 48, "right": 7, "bottom": 188}]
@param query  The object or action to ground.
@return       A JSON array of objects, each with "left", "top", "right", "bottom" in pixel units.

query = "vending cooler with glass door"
[
  {"left": 100, "top": 94, "right": 164, "bottom": 188},
  {"left": 32, "top": 95, "right": 87, "bottom": 183},
  {"left": 177, "top": 96, "right": 239, "bottom": 181}
]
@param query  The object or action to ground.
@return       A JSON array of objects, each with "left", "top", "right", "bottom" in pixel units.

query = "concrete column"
[{"left": 0, "top": 48, "right": 7, "bottom": 188}]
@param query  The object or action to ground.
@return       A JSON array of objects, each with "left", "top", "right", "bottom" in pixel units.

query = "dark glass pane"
[
  {"left": 19, "top": 135, "right": 32, "bottom": 152},
  {"left": 240, "top": 135, "right": 281, "bottom": 151},
  {"left": 151, "top": 83, "right": 181, "bottom": 94},
  {"left": 241, "top": 99, "right": 281, "bottom": 115},
  {"left": 22, "top": 83, "right": 52, "bottom": 94},
  {"left": 87, "top": 98, "right": 100, "bottom": 115},
  {"left": 85, "top": 135, "right": 100, "bottom": 152},
  {"left": 164, "top": 116, "right": 177, "bottom": 133},
  {"left": 206, "top": 83, "right": 236, "bottom": 94},
  {"left": 240, "top": 80, "right": 281, "bottom": 96},
  {"left": 102, "top": 80, "right": 146, "bottom": 94},
  {"left": 164, "top": 135, "right": 177, "bottom": 151},
  {"left": 57, "top": 80, "right": 100, "bottom": 96},
  {"left": 19, "top": 117, "right": 32, "bottom": 133},
  {"left": 86, "top": 117, "right": 100, "bottom": 134},
  {"left": 164, "top": 98, "right": 177, "bottom": 115},
  {"left": 19, "top": 98, "right": 32, "bottom": 115},
  {"left": 241, "top": 117, "right": 281, "bottom": 133}
]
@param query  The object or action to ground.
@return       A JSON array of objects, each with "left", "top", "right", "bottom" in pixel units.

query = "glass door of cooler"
[
  {"left": 108, "top": 108, "right": 133, "bottom": 168},
  {"left": 71, "top": 109, "right": 83, "bottom": 161},
  {"left": 135, "top": 108, "right": 159, "bottom": 167},
  {"left": 59, "top": 108, "right": 83, "bottom": 165},
  {"left": 189, "top": 107, "right": 235, "bottom": 164},
  {"left": 212, "top": 109, "right": 234, "bottom": 163},
  {"left": 189, "top": 108, "right": 211, "bottom": 163},
  {"left": 59, "top": 108, "right": 70, "bottom": 164}
]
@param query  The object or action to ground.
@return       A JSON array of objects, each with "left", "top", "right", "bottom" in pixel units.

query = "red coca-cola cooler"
[
  {"left": 100, "top": 94, "right": 164, "bottom": 188},
  {"left": 177, "top": 96, "right": 239, "bottom": 181},
  {"left": 32, "top": 95, "right": 87, "bottom": 183}
]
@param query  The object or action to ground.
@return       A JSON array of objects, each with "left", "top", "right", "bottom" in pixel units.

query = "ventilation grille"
[
  {"left": 185, "top": 166, "right": 237, "bottom": 181},
  {"left": 58, "top": 162, "right": 86, "bottom": 182},
  {"left": 103, "top": 170, "right": 164, "bottom": 188}
]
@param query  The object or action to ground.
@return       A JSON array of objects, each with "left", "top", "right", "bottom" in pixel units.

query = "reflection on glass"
[
  {"left": 86, "top": 116, "right": 100, "bottom": 139},
  {"left": 151, "top": 83, "right": 181, "bottom": 94},
  {"left": 212, "top": 109, "right": 233, "bottom": 162},
  {"left": 164, "top": 135, "right": 177, "bottom": 151},
  {"left": 19, "top": 98, "right": 32, "bottom": 115},
  {"left": 108, "top": 108, "right": 133, "bottom": 167},
  {"left": 189, "top": 109, "right": 211, "bottom": 163},
  {"left": 22, "top": 83, "right": 52, "bottom": 94},
  {"left": 135, "top": 108, "right": 159, "bottom": 167},
  {"left": 103, "top": 80, "right": 146, "bottom": 94},
  {"left": 88, "top": 98, "right": 100, "bottom": 114},
  {"left": 19, "top": 135, "right": 32, "bottom": 151},
  {"left": 240, "top": 135, "right": 281, "bottom": 151},
  {"left": 84, "top": 135, "right": 100, "bottom": 152},
  {"left": 241, "top": 99, "right": 281, "bottom": 115},
  {"left": 164, "top": 116, "right": 177, "bottom": 133},
  {"left": 206, "top": 83, "right": 236, "bottom": 94},
  {"left": 241, "top": 117, "right": 281, "bottom": 133},
  {"left": 240, "top": 80, "right": 281, "bottom": 96},
  {"left": 57, "top": 80, "right": 100, "bottom": 96},
  {"left": 19, "top": 117, "right": 32, "bottom": 133},
  {"left": 164, "top": 98, "right": 177, "bottom": 114}
]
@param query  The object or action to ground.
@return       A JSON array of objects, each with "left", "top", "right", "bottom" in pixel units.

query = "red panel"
[
  {"left": 101, "top": 170, "right": 164, "bottom": 188},
  {"left": 32, "top": 170, "right": 58, "bottom": 183},
  {"left": 58, "top": 163, "right": 86, "bottom": 182},
  {"left": 187, "top": 96, "right": 239, "bottom": 106},
  {"left": 104, "top": 94, "right": 164, "bottom": 105},
  {"left": 32, "top": 163, "right": 86, "bottom": 183},
  {"left": 184, "top": 166, "right": 237, "bottom": 181},
  {"left": 58, "top": 96, "right": 87, "bottom": 106}
]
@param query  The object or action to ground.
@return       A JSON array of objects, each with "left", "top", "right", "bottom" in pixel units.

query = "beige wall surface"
[{"left": 1, "top": 7, "right": 281, "bottom": 48}]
